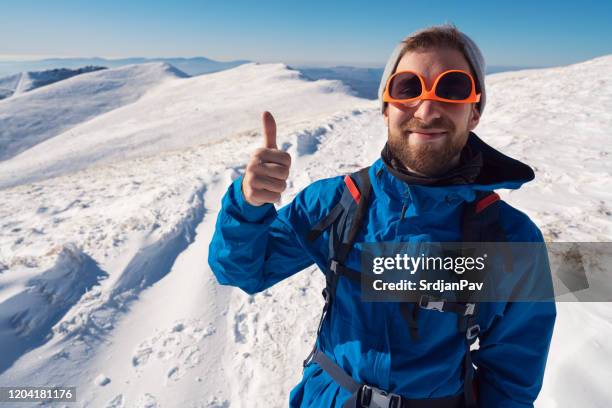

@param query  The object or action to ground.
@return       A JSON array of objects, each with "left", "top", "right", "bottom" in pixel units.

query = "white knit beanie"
[{"left": 378, "top": 25, "right": 486, "bottom": 115}]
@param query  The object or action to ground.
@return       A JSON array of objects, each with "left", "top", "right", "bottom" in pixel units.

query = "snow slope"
[
  {"left": 0, "top": 66, "right": 107, "bottom": 100},
  {"left": 0, "top": 55, "right": 611, "bottom": 407},
  {"left": 0, "top": 73, "right": 22, "bottom": 100},
  {"left": 478, "top": 54, "right": 612, "bottom": 242},
  {"left": 0, "top": 63, "right": 187, "bottom": 162}
]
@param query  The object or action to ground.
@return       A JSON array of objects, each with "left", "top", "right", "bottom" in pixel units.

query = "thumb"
[{"left": 262, "top": 111, "right": 277, "bottom": 149}]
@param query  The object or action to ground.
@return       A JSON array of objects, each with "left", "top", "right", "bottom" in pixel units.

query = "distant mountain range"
[
  {"left": 0, "top": 57, "right": 542, "bottom": 102},
  {"left": 295, "top": 65, "right": 546, "bottom": 99},
  {"left": 0, "top": 56, "right": 250, "bottom": 78}
]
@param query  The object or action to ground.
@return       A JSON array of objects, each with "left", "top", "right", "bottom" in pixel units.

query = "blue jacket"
[{"left": 208, "top": 134, "right": 556, "bottom": 407}]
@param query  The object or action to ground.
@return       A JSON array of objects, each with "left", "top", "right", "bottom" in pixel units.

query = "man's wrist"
[
  {"left": 232, "top": 176, "right": 275, "bottom": 221},
  {"left": 241, "top": 177, "right": 264, "bottom": 207}
]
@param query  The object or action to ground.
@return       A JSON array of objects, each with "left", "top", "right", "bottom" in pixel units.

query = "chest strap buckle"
[
  {"left": 466, "top": 324, "right": 481, "bottom": 340},
  {"left": 360, "top": 385, "right": 402, "bottom": 408},
  {"left": 419, "top": 295, "right": 445, "bottom": 312}
]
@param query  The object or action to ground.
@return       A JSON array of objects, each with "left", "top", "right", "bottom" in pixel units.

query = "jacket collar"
[
  {"left": 381, "top": 140, "right": 483, "bottom": 186},
  {"left": 371, "top": 132, "right": 535, "bottom": 214}
]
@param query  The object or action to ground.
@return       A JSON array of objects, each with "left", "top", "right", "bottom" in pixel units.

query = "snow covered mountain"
[
  {"left": 0, "top": 63, "right": 188, "bottom": 163},
  {"left": 0, "top": 55, "right": 611, "bottom": 407},
  {"left": 0, "top": 62, "right": 363, "bottom": 188}
]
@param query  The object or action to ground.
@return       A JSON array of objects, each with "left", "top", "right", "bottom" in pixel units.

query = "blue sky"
[{"left": 1, "top": 0, "right": 611, "bottom": 67}]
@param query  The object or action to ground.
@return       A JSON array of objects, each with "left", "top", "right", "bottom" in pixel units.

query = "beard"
[{"left": 387, "top": 116, "right": 469, "bottom": 177}]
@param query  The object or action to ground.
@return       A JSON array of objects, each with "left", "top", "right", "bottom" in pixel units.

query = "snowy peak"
[
  {"left": 92, "top": 61, "right": 189, "bottom": 81},
  {"left": 201, "top": 61, "right": 356, "bottom": 96},
  {"left": 157, "top": 62, "right": 190, "bottom": 79},
  {"left": 32, "top": 61, "right": 189, "bottom": 92}
]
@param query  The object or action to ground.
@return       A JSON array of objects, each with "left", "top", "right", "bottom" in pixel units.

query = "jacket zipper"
[{"left": 400, "top": 187, "right": 413, "bottom": 222}]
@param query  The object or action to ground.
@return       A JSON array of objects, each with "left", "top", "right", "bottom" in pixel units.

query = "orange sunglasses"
[{"left": 383, "top": 69, "right": 481, "bottom": 105}]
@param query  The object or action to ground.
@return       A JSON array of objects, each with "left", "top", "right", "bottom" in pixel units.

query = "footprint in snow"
[
  {"left": 164, "top": 365, "right": 184, "bottom": 384},
  {"left": 206, "top": 396, "right": 230, "bottom": 408},
  {"left": 135, "top": 393, "right": 158, "bottom": 408},
  {"left": 132, "top": 344, "right": 153, "bottom": 367},
  {"left": 105, "top": 394, "right": 124, "bottom": 408},
  {"left": 131, "top": 319, "right": 212, "bottom": 375}
]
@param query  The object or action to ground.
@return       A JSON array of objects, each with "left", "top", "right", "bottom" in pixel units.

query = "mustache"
[{"left": 400, "top": 117, "right": 455, "bottom": 133}]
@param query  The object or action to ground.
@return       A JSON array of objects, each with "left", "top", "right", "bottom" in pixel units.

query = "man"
[{"left": 209, "top": 24, "right": 556, "bottom": 408}]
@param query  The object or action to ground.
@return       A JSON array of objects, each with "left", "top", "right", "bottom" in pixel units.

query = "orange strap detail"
[
  {"left": 344, "top": 175, "right": 361, "bottom": 203},
  {"left": 475, "top": 192, "right": 500, "bottom": 214}
]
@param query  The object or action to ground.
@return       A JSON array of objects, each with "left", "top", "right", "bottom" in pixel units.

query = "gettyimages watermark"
[{"left": 358, "top": 242, "right": 612, "bottom": 303}]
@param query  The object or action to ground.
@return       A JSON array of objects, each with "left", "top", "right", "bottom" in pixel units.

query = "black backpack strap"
[
  {"left": 460, "top": 190, "right": 505, "bottom": 408},
  {"left": 462, "top": 190, "right": 505, "bottom": 242},
  {"left": 334, "top": 168, "right": 372, "bottom": 262},
  {"left": 307, "top": 202, "right": 344, "bottom": 242},
  {"left": 398, "top": 192, "right": 505, "bottom": 344},
  {"left": 303, "top": 167, "right": 372, "bottom": 369},
  {"left": 307, "top": 168, "right": 371, "bottom": 243},
  {"left": 313, "top": 348, "right": 466, "bottom": 408},
  {"left": 415, "top": 191, "right": 505, "bottom": 408},
  {"left": 399, "top": 302, "right": 420, "bottom": 341}
]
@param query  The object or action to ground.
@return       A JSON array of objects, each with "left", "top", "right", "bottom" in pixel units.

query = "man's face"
[{"left": 383, "top": 47, "right": 481, "bottom": 176}]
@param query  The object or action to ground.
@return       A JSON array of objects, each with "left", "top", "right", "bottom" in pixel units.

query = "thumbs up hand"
[{"left": 242, "top": 111, "right": 292, "bottom": 206}]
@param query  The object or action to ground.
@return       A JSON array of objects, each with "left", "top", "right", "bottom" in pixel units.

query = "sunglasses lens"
[
  {"left": 436, "top": 72, "right": 473, "bottom": 100},
  {"left": 389, "top": 72, "right": 422, "bottom": 100}
]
